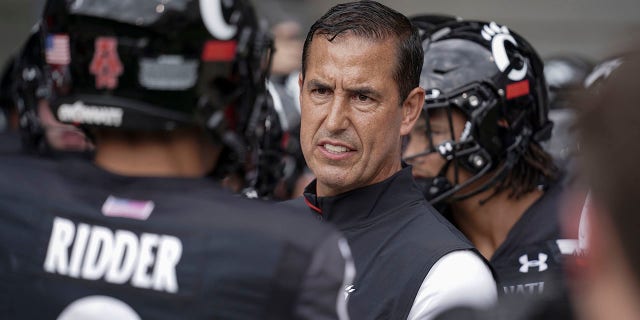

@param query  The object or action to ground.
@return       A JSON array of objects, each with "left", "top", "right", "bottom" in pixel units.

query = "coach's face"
[{"left": 299, "top": 33, "right": 423, "bottom": 197}]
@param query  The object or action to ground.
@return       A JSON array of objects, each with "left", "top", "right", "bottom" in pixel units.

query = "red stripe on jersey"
[
  {"left": 506, "top": 79, "right": 530, "bottom": 100},
  {"left": 202, "top": 41, "right": 237, "bottom": 61},
  {"left": 304, "top": 197, "right": 322, "bottom": 214}
]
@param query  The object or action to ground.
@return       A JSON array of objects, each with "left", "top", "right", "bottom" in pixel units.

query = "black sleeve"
[{"left": 294, "top": 233, "right": 355, "bottom": 320}]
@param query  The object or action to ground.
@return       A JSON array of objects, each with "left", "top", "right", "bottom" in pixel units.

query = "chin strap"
[
  {"left": 429, "top": 134, "right": 525, "bottom": 205},
  {"left": 449, "top": 150, "right": 516, "bottom": 204}
]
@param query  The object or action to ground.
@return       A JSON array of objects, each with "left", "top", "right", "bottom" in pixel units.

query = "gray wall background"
[
  {"left": 0, "top": 0, "right": 43, "bottom": 64},
  {"left": 2, "top": 0, "right": 639, "bottom": 66}
]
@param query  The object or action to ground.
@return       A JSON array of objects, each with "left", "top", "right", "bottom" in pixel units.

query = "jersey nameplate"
[{"left": 43, "top": 216, "right": 183, "bottom": 293}]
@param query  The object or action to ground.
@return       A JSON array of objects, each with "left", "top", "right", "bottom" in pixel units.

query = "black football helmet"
[
  {"left": 404, "top": 20, "right": 552, "bottom": 203},
  {"left": 10, "top": 23, "right": 63, "bottom": 153},
  {"left": 40, "top": 0, "right": 272, "bottom": 159},
  {"left": 242, "top": 77, "right": 303, "bottom": 199},
  {"left": 583, "top": 56, "right": 625, "bottom": 91},
  {"left": 544, "top": 55, "right": 593, "bottom": 110},
  {"left": 1, "top": 21, "right": 95, "bottom": 155},
  {"left": 541, "top": 55, "right": 593, "bottom": 160},
  {"left": 410, "top": 14, "right": 462, "bottom": 39}
]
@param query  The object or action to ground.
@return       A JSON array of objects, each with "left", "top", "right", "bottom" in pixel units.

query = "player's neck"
[
  {"left": 94, "top": 128, "right": 220, "bottom": 178},
  {"left": 450, "top": 187, "right": 543, "bottom": 260}
]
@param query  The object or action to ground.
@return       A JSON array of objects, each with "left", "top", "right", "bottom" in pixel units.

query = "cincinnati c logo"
[
  {"left": 200, "top": 0, "right": 237, "bottom": 40},
  {"left": 481, "top": 22, "right": 527, "bottom": 81}
]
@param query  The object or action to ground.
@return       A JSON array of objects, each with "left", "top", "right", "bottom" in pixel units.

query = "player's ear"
[{"left": 400, "top": 87, "right": 425, "bottom": 136}]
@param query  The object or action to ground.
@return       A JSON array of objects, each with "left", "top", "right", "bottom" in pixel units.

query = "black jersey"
[
  {"left": 0, "top": 154, "right": 352, "bottom": 319},
  {"left": 489, "top": 176, "right": 577, "bottom": 299}
]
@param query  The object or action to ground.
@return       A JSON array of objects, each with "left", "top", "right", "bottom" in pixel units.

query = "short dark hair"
[
  {"left": 301, "top": 0, "right": 422, "bottom": 103},
  {"left": 576, "top": 48, "right": 640, "bottom": 289}
]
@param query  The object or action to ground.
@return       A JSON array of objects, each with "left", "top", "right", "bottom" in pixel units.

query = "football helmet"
[
  {"left": 243, "top": 77, "right": 303, "bottom": 199},
  {"left": 6, "top": 24, "right": 55, "bottom": 153},
  {"left": 410, "top": 14, "right": 462, "bottom": 39},
  {"left": 404, "top": 20, "right": 552, "bottom": 203},
  {"left": 544, "top": 55, "right": 593, "bottom": 110},
  {"left": 40, "top": 0, "right": 272, "bottom": 156},
  {"left": 2, "top": 22, "right": 95, "bottom": 155},
  {"left": 584, "top": 56, "right": 624, "bottom": 91},
  {"left": 11, "top": 24, "right": 58, "bottom": 153},
  {"left": 541, "top": 55, "right": 592, "bottom": 160}
]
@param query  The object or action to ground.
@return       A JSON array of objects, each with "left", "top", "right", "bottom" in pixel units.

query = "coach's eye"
[{"left": 312, "top": 88, "right": 330, "bottom": 96}]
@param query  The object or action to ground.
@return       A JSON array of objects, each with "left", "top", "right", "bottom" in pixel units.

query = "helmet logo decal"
[
  {"left": 506, "top": 79, "right": 530, "bottom": 100},
  {"left": 481, "top": 22, "right": 528, "bottom": 82},
  {"left": 200, "top": 0, "right": 237, "bottom": 40},
  {"left": 45, "top": 34, "right": 71, "bottom": 66},
  {"left": 202, "top": 40, "right": 237, "bottom": 61},
  {"left": 57, "top": 101, "right": 123, "bottom": 127},
  {"left": 90, "top": 37, "right": 123, "bottom": 90},
  {"left": 139, "top": 56, "right": 199, "bottom": 90}
]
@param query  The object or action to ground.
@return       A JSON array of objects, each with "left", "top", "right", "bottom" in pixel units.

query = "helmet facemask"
[
  {"left": 405, "top": 81, "right": 508, "bottom": 204},
  {"left": 405, "top": 20, "right": 554, "bottom": 205}
]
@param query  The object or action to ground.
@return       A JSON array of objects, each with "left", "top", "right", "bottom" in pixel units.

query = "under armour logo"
[
  {"left": 519, "top": 253, "right": 548, "bottom": 273},
  {"left": 344, "top": 284, "right": 356, "bottom": 300}
]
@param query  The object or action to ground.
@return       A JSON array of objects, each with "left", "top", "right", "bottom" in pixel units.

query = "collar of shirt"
[{"left": 302, "top": 165, "right": 424, "bottom": 229}]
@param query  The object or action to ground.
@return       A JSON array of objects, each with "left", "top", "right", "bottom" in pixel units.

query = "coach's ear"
[
  {"left": 298, "top": 72, "right": 304, "bottom": 106},
  {"left": 400, "top": 87, "right": 425, "bottom": 136}
]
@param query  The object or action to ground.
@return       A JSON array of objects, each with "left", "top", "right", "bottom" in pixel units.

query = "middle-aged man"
[{"left": 285, "top": 1, "right": 498, "bottom": 319}]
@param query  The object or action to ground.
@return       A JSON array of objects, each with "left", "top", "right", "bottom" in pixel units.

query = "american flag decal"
[
  {"left": 45, "top": 34, "right": 71, "bottom": 65},
  {"left": 101, "top": 195, "right": 155, "bottom": 220}
]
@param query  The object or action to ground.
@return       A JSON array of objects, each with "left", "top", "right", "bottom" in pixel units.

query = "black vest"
[{"left": 285, "top": 167, "right": 479, "bottom": 319}]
